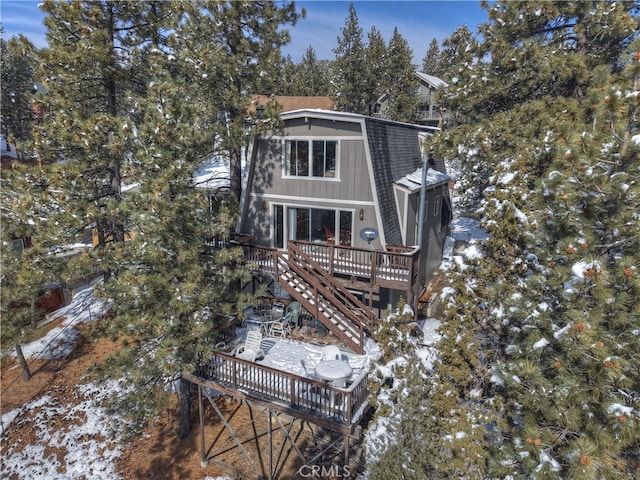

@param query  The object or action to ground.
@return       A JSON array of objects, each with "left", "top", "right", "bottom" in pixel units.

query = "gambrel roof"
[{"left": 279, "top": 109, "right": 446, "bottom": 246}]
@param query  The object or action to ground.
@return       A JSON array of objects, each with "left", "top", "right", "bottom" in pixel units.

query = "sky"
[{"left": 0, "top": 0, "right": 488, "bottom": 64}]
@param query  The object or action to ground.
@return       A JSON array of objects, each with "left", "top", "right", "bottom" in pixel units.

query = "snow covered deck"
[{"left": 185, "top": 337, "right": 371, "bottom": 435}]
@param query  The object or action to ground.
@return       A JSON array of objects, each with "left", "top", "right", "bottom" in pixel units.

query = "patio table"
[
  {"left": 246, "top": 310, "right": 278, "bottom": 336},
  {"left": 314, "top": 359, "right": 353, "bottom": 387}
]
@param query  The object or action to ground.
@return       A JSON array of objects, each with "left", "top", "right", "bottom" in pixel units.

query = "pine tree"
[
  {"left": 0, "top": 164, "right": 61, "bottom": 381},
  {"left": 485, "top": 43, "right": 640, "bottom": 480},
  {"left": 174, "top": 0, "right": 302, "bottom": 202},
  {"left": 366, "top": 303, "right": 445, "bottom": 479},
  {"left": 31, "top": 0, "right": 274, "bottom": 438},
  {"left": 332, "top": 3, "right": 369, "bottom": 114},
  {"left": 421, "top": 37, "right": 442, "bottom": 76},
  {"left": 423, "top": 1, "right": 639, "bottom": 478},
  {"left": 383, "top": 27, "right": 420, "bottom": 123},
  {"left": 276, "top": 55, "right": 299, "bottom": 95},
  {"left": 438, "top": 24, "right": 475, "bottom": 83},
  {"left": 0, "top": 35, "right": 37, "bottom": 144},
  {"left": 288, "top": 46, "right": 332, "bottom": 96},
  {"left": 364, "top": 26, "right": 388, "bottom": 116},
  {"left": 0, "top": 33, "right": 65, "bottom": 382}
]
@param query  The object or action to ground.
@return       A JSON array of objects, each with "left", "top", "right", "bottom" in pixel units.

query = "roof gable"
[{"left": 416, "top": 71, "right": 448, "bottom": 89}]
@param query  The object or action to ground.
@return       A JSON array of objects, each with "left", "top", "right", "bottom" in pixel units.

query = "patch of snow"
[
  {"left": 536, "top": 450, "right": 562, "bottom": 473},
  {"left": 533, "top": 338, "right": 549, "bottom": 350},
  {"left": 2, "top": 381, "right": 124, "bottom": 479},
  {"left": 15, "top": 285, "right": 110, "bottom": 361},
  {"left": 606, "top": 403, "right": 633, "bottom": 416}
]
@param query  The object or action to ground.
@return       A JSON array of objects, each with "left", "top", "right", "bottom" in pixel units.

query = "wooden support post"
[
  {"left": 268, "top": 409, "right": 273, "bottom": 480},
  {"left": 199, "top": 386, "right": 206, "bottom": 467},
  {"left": 344, "top": 434, "right": 350, "bottom": 476}
]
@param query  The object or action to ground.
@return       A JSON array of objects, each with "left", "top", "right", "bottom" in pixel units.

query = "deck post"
[
  {"left": 198, "top": 386, "right": 207, "bottom": 467},
  {"left": 344, "top": 434, "right": 350, "bottom": 477},
  {"left": 268, "top": 409, "right": 273, "bottom": 480}
]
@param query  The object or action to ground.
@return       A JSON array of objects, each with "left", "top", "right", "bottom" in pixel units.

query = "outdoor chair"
[
  {"left": 324, "top": 226, "right": 335, "bottom": 244},
  {"left": 285, "top": 301, "right": 302, "bottom": 327},
  {"left": 231, "top": 329, "right": 265, "bottom": 362},
  {"left": 321, "top": 344, "right": 342, "bottom": 361},
  {"left": 268, "top": 315, "right": 292, "bottom": 338},
  {"left": 300, "top": 359, "right": 317, "bottom": 379}
]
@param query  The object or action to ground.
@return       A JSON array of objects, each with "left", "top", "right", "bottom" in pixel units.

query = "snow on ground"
[
  {"left": 16, "top": 285, "right": 110, "bottom": 361},
  {"left": 449, "top": 215, "right": 492, "bottom": 243},
  {"left": 0, "top": 285, "right": 234, "bottom": 480},
  {"left": 1, "top": 285, "right": 125, "bottom": 479},
  {"left": 2, "top": 380, "right": 125, "bottom": 479}
]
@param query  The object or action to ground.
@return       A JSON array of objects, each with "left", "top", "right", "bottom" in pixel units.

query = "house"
[
  {"left": 373, "top": 71, "right": 451, "bottom": 128},
  {"left": 191, "top": 104, "right": 453, "bottom": 474},
  {"left": 236, "top": 108, "right": 452, "bottom": 336}
]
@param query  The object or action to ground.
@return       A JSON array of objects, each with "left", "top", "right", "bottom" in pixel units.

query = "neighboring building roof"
[
  {"left": 1, "top": 135, "right": 19, "bottom": 159},
  {"left": 250, "top": 95, "right": 336, "bottom": 114},
  {"left": 416, "top": 71, "right": 448, "bottom": 89},
  {"left": 194, "top": 157, "right": 231, "bottom": 192}
]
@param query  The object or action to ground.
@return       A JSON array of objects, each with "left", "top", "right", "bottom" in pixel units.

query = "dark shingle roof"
[{"left": 364, "top": 118, "right": 445, "bottom": 245}]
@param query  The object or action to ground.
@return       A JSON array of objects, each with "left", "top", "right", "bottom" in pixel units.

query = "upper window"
[
  {"left": 285, "top": 140, "right": 337, "bottom": 178},
  {"left": 284, "top": 140, "right": 309, "bottom": 176}
]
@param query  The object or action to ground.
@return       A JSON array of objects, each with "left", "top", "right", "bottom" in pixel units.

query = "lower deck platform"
[{"left": 184, "top": 343, "right": 372, "bottom": 479}]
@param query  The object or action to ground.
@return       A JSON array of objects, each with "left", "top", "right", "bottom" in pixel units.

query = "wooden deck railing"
[
  {"left": 294, "top": 241, "right": 419, "bottom": 291},
  {"left": 244, "top": 240, "right": 419, "bottom": 293},
  {"left": 205, "top": 233, "right": 254, "bottom": 248},
  {"left": 190, "top": 352, "right": 370, "bottom": 427}
]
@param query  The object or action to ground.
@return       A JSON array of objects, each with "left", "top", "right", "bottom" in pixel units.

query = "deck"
[
  {"left": 245, "top": 240, "right": 420, "bottom": 293},
  {"left": 185, "top": 344, "right": 370, "bottom": 435}
]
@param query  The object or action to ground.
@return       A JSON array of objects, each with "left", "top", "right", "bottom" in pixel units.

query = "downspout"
[
  {"left": 417, "top": 151, "right": 429, "bottom": 245},
  {"left": 414, "top": 148, "right": 430, "bottom": 317}
]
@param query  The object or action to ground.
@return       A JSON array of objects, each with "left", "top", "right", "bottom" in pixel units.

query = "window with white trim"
[
  {"left": 284, "top": 139, "right": 338, "bottom": 178},
  {"left": 284, "top": 140, "right": 309, "bottom": 176}
]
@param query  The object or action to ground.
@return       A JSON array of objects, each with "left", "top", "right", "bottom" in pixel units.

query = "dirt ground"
[{"left": 1, "top": 321, "right": 356, "bottom": 480}]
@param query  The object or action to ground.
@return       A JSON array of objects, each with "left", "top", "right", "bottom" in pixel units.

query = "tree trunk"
[
  {"left": 178, "top": 375, "right": 193, "bottom": 440},
  {"left": 15, "top": 343, "right": 31, "bottom": 381}
]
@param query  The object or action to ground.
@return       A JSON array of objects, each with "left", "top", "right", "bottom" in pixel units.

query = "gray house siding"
[{"left": 241, "top": 118, "right": 376, "bottom": 248}]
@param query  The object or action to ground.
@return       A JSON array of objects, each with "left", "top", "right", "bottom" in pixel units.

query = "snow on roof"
[
  {"left": 193, "top": 156, "right": 231, "bottom": 191},
  {"left": 395, "top": 166, "right": 450, "bottom": 192},
  {"left": 416, "top": 71, "right": 448, "bottom": 88}
]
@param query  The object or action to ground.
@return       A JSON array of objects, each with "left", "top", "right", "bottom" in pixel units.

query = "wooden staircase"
[{"left": 245, "top": 242, "right": 378, "bottom": 353}]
